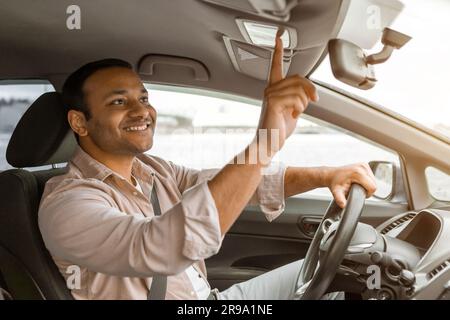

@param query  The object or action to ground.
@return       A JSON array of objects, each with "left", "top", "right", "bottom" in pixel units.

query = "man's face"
[{"left": 80, "top": 67, "right": 157, "bottom": 156}]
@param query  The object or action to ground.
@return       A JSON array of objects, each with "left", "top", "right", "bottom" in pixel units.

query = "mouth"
[{"left": 123, "top": 120, "right": 152, "bottom": 132}]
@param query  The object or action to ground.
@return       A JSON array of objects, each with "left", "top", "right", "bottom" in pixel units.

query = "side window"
[
  {"left": 278, "top": 118, "right": 399, "bottom": 197},
  {"left": 146, "top": 84, "right": 399, "bottom": 198},
  {"left": 0, "top": 81, "right": 54, "bottom": 171},
  {"left": 147, "top": 84, "right": 259, "bottom": 169}
]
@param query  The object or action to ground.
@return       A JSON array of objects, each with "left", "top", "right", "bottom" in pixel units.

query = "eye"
[
  {"left": 111, "top": 99, "right": 125, "bottom": 105},
  {"left": 140, "top": 96, "right": 149, "bottom": 104}
]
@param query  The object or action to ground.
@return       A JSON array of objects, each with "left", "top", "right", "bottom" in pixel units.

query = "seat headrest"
[{"left": 6, "top": 92, "right": 77, "bottom": 168}]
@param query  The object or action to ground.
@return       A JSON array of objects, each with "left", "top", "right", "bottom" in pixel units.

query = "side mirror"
[
  {"left": 328, "top": 28, "right": 411, "bottom": 90},
  {"left": 369, "top": 160, "right": 407, "bottom": 203}
]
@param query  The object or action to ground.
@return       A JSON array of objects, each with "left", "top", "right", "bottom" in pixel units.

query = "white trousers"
[{"left": 217, "top": 259, "right": 344, "bottom": 300}]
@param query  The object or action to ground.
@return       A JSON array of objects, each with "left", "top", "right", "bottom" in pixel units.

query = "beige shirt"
[{"left": 38, "top": 146, "right": 286, "bottom": 300}]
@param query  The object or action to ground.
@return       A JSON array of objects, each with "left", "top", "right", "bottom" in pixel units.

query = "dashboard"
[
  {"left": 377, "top": 208, "right": 450, "bottom": 299},
  {"left": 341, "top": 207, "right": 450, "bottom": 300}
]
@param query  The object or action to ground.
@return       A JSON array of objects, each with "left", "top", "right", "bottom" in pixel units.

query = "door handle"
[{"left": 298, "top": 216, "right": 322, "bottom": 238}]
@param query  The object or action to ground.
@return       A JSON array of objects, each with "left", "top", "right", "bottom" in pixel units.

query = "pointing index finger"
[{"left": 269, "top": 27, "right": 284, "bottom": 85}]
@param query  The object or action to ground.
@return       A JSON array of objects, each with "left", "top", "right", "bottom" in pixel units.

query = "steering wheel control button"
[
  {"left": 399, "top": 270, "right": 416, "bottom": 287},
  {"left": 321, "top": 218, "right": 334, "bottom": 234}
]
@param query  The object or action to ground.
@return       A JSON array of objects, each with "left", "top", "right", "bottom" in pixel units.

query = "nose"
[{"left": 128, "top": 99, "right": 156, "bottom": 121}]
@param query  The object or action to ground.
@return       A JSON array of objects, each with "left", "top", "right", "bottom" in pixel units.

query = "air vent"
[
  {"left": 381, "top": 213, "right": 416, "bottom": 234},
  {"left": 428, "top": 259, "right": 450, "bottom": 280}
]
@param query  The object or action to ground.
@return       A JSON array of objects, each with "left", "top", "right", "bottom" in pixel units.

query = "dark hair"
[{"left": 61, "top": 58, "right": 132, "bottom": 120}]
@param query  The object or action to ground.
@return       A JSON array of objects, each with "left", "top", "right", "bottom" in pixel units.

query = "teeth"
[{"left": 125, "top": 125, "right": 148, "bottom": 132}]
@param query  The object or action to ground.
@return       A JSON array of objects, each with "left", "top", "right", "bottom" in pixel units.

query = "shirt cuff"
[
  {"left": 257, "top": 162, "right": 286, "bottom": 222},
  {"left": 181, "top": 181, "right": 223, "bottom": 261}
]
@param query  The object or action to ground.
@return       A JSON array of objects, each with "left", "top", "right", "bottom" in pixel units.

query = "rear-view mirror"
[
  {"left": 328, "top": 28, "right": 411, "bottom": 90},
  {"left": 328, "top": 39, "right": 376, "bottom": 90}
]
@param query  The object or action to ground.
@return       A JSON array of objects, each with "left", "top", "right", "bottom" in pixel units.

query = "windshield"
[{"left": 311, "top": 0, "right": 450, "bottom": 140}]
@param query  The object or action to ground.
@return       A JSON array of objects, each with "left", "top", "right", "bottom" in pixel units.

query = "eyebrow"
[{"left": 103, "top": 88, "right": 148, "bottom": 100}]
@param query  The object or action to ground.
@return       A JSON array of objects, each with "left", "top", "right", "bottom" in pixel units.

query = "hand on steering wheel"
[{"left": 295, "top": 183, "right": 367, "bottom": 300}]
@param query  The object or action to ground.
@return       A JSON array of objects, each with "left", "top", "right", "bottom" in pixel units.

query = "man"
[{"left": 38, "top": 33, "right": 376, "bottom": 300}]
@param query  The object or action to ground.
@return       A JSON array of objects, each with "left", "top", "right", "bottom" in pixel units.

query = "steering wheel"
[{"left": 295, "top": 183, "right": 367, "bottom": 300}]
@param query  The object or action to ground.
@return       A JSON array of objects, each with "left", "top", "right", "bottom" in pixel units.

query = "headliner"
[{"left": 0, "top": 0, "right": 346, "bottom": 99}]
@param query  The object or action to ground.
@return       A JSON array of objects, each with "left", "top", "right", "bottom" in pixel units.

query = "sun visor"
[{"left": 223, "top": 36, "right": 292, "bottom": 81}]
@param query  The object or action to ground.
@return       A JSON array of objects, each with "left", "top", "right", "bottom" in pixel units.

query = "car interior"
[{"left": 0, "top": 0, "right": 449, "bottom": 300}]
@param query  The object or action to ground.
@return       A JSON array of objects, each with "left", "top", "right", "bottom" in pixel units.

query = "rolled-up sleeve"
[
  {"left": 250, "top": 162, "right": 286, "bottom": 222},
  {"left": 181, "top": 182, "right": 222, "bottom": 260},
  {"left": 168, "top": 160, "right": 287, "bottom": 222},
  {"left": 38, "top": 182, "right": 222, "bottom": 278}
]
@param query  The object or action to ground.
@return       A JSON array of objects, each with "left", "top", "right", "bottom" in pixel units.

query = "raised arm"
[{"left": 208, "top": 30, "right": 318, "bottom": 235}]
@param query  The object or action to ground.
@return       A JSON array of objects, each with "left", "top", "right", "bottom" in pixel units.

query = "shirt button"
[{"left": 133, "top": 191, "right": 138, "bottom": 196}]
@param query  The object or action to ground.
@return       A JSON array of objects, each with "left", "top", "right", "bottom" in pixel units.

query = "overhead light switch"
[
  {"left": 223, "top": 36, "right": 291, "bottom": 81},
  {"left": 237, "top": 48, "right": 260, "bottom": 61},
  {"left": 236, "top": 19, "right": 298, "bottom": 49}
]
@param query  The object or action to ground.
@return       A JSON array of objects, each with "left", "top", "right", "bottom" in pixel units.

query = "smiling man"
[{"left": 38, "top": 33, "right": 376, "bottom": 300}]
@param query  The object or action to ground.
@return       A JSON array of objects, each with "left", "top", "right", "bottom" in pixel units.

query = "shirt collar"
[{"left": 70, "top": 145, "right": 155, "bottom": 183}]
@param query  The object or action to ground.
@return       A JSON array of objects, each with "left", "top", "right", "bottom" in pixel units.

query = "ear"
[{"left": 67, "top": 110, "right": 88, "bottom": 137}]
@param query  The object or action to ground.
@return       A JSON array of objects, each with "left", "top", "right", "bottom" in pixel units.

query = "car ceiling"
[{"left": 0, "top": 0, "right": 346, "bottom": 99}]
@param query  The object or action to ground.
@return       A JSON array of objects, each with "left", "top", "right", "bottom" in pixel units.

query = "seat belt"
[{"left": 147, "top": 185, "right": 167, "bottom": 300}]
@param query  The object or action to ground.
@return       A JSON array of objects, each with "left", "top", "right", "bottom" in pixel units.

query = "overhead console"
[
  {"left": 200, "top": 0, "right": 346, "bottom": 81},
  {"left": 206, "top": 0, "right": 302, "bottom": 81},
  {"left": 203, "top": 0, "right": 412, "bottom": 89},
  {"left": 222, "top": 36, "right": 293, "bottom": 81},
  {"left": 222, "top": 19, "right": 297, "bottom": 80},
  {"left": 202, "top": 0, "right": 300, "bottom": 22}
]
